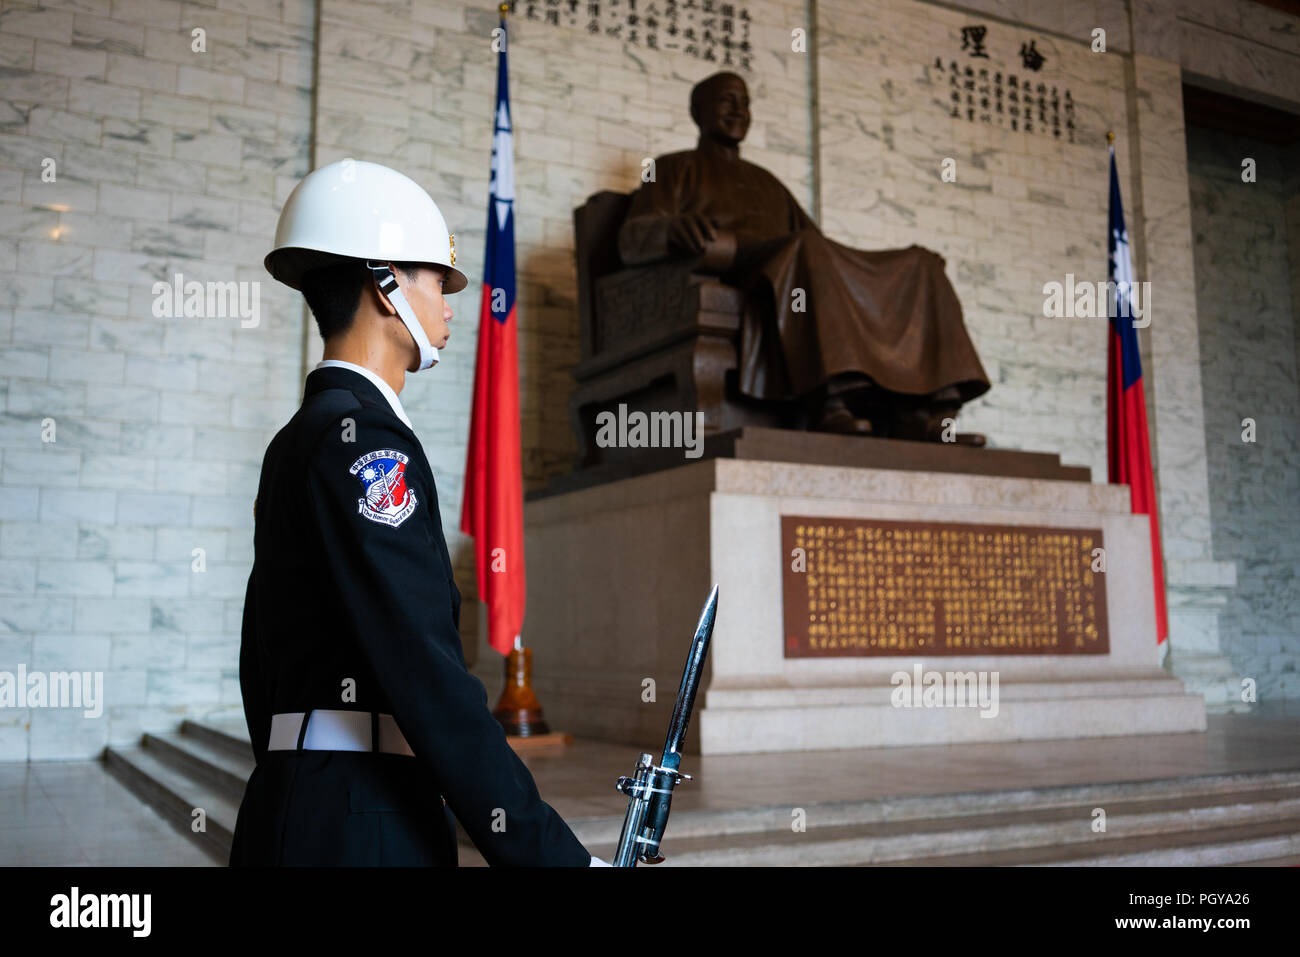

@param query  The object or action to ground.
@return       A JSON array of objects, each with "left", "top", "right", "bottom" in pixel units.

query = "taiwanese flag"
[
  {"left": 1106, "top": 144, "right": 1169, "bottom": 644},
  {"left": 460, "top": 20, "right": 523, "bottom": 657}
]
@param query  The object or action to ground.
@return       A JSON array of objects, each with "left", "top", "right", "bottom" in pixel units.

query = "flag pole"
[
  {"left": 1103, "top": 127, "right": 1170, "bottom": 654},
  {"left": 479, "top": 1, "right": 566, "bottom": 747}
]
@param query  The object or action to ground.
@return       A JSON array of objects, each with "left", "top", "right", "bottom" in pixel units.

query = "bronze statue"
[{"left": 617, "top": 72, "right": 990, "bottom": 443}]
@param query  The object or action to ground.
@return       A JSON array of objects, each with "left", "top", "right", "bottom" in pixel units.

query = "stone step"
[
  {"left": 180, "top": 717, "right": 254, "bottom": 761},
  {"left": 114, "top": 721, "right": 1300, "bottom": 867},
  {"left": 882, "top": 818, "right": 1300, "bottom": 866},
  {"left": 638, "top": 784, "right": 1300, "bottom": 866},
  {"left": 561, "top": 769, "right": 1300, "bottom": 845},
  {"left": 103, "top": 744, "right": 239, "bottom": 863},
  {"left": 1225, "top": 853, "right": 1300, "bottom": 866},
  {"left": 143, "top": 730, "right": 255, "bottom": 800},
  {"left": 1057, "top": 827, "right": 1300, "bottom": 866}
]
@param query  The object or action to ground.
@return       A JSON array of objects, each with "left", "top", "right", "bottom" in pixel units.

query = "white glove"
[{"left": 589, "top": 855, "right": 613, "bottom": 867}]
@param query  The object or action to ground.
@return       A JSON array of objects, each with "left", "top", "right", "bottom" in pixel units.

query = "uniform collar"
[{"left": 309, "top": 360, "right": 414, "bottom": 430}]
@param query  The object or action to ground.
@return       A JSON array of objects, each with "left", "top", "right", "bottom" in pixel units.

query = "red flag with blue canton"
[
  {"left": 1106, "top": 144, "right": 1169, "bottom": 644},
  {"left": 461, "top": 19, "right": 524, "bottom": 656}
]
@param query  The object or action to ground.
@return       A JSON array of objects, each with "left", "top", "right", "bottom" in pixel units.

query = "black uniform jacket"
[{"left": 229, "top": 365, "right": 592, "bottom": 866}]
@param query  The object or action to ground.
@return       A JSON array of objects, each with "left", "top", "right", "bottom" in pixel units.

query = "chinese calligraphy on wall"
[
  {"left": 782, "top": 517, "right": 1109, "bottom": 658},
  {"left": 941, "top": 24, "right": 1077, "bottom": 142},
  {"left": 506, "top": 0, "right": 754, "bottom": 69}
]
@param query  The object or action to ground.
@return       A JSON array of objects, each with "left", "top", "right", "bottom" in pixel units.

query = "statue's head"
[{"left": 689, "top": 71, "right": 750, "bottom": 146}]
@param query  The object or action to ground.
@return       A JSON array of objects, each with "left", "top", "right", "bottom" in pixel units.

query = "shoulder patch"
[{"left": 349, "top": 449, "right": 418, "bottom": 527}]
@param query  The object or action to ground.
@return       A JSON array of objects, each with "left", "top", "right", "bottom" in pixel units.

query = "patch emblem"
[{"left": 349, "top": 449, "right": 418, "bottom": 527}]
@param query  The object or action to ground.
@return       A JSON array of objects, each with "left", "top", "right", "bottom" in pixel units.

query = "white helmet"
[{"left": 265, "top": 159, "right": 468, "bottom": 370}]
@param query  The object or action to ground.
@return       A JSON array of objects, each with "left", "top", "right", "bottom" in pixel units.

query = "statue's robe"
[{"left": 617, "top": 140, "right": 991, "bottom": 404}]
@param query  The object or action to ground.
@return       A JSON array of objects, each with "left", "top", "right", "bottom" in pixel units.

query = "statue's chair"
[{"left": 569, "top": 190, "right": 793, "bottom": 469}]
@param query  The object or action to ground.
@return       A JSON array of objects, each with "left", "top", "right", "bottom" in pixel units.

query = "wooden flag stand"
[{"left": 493, "top": 646, "right": 573, "bottom": 756}]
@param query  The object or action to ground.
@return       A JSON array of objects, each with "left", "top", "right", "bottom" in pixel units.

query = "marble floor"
[
  {"left": 2, "top": 703, "right": 1297, "bottom": 866},
  {"left": 0, "top": 759, "right": 221, "bottom": 866}
]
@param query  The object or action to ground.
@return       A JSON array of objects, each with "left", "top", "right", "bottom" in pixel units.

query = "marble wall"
[
  {"left": 1187, "top": 125, "right": 1300, "bottom": 700},
  {"left": 0, "top": 0, "right": 315, "bottom": 758},
  {"left": 815, "top": 0, "right": 1132, "bottom": 481}
]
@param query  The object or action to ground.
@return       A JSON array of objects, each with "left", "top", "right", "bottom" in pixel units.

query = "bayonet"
[{"left": 612, "top": 583, "right": 718, "bottom": 866}]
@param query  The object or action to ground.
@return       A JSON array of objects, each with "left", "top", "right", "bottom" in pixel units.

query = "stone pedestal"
[{"left": 523, "top": 456, "right": 1207, "bottom": 755}]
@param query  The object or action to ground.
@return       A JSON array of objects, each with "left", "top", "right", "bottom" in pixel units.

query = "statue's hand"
[
  {"left": 667, "top": 212, "right": 719, "bottom": 255},
  {"left": 666, "top": 213, "right": 736, "bottom": 271}
]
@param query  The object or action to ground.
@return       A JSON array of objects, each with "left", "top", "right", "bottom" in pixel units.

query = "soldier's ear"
[{"left": 369, "top": 270, "right": 398, "bottom": 317}]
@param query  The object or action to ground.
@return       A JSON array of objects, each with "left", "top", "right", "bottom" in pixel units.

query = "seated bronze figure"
[{"left": 616, "top": 71, "right": 990, "bottom": 443}]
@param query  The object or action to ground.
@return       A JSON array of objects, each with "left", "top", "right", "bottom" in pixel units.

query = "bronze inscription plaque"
[{"left": 781, "top": 516, "right": 1109, "bottom": 658}]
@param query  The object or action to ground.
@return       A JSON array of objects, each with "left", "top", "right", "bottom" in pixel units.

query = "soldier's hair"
[
  {"left": 689, "top": 71, "right": 747, "bottom": 125},
  {"left": 300, "top": 259, "right": 424, "bottom": 341}
]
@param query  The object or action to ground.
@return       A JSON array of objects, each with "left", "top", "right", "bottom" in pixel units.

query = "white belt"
[{"left": 268, "top": 710, "right": 415, "bottom": 756}]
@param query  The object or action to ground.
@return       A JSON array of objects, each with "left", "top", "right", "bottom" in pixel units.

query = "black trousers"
[{"left": 229, "top": 750, "right": 458, "bottom": 866}]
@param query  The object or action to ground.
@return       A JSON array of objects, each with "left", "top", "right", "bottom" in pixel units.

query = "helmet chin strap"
[{"left": 368, "top": 262, "right": 439, "bottom": 371}]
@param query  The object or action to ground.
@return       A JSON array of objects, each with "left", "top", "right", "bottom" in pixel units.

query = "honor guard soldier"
[{"left": 230, "top": 159, "right": 608, "bottom": 866}]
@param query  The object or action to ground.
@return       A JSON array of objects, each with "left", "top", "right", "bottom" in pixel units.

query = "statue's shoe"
[{"left": 816, "top": 408, "right": 873, "bottom": 435}]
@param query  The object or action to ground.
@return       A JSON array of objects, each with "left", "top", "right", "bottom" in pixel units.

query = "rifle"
[{"left": 611, "top": 583, "right": 718, "bottom": 866}]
